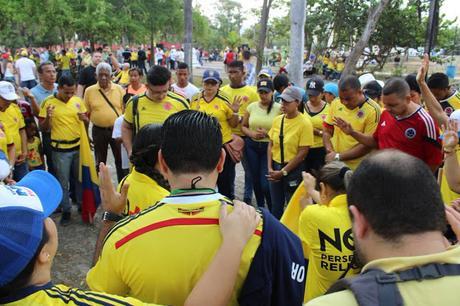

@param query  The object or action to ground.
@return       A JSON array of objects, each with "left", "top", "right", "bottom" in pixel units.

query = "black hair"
[
  {"left": 382, "top": 77, "right": 410, "bottom": 99},
  {"left": 177, "top": 62, "right": 189, "bottom": 70},
  {"left": 57, "top": 75, "right": 75, "bottom": 87},
  {"left": 37, "top": 61, "right": 54, "bottom": 74},
  {"left": 161, "top": 110, "right": 222, "bottom": 174},
  {"left": 129, "top": 67, "right": 144, "bottom": 77},
  {"left": 227, "top": 60, "right": 244, "bottom": 71},
  {"left": 242, "top": 50, "right": 251, "bottom": 61},
  {"left": 96, "top": 47, "right": 103, "bottom": 53},
  {"left": 427, "top": 72, "right": 449, "bottom": 89},
  {"left": 363, "top": 81, "right": 383, "bottom": 100},
  {"left": 0, "top": 223, "right": 49, "bottom": 298},
  {"left": 273, "top": 74, "right": 290, "bottom": 92},
  {"left": 61, "top": 49, "right": 66, "bottom": 55},
  {"left": 404, "top": 74, "right": 421, "bottom": 94},
  {"left": 347, "top": 150, "right": 446, "bottom": 242},
  {"left": 339, "top": 75, "right": 361, "bottom": 91},
  {"left": 130, "top": 124, "right": 169, "bottom": 190},
  {"left": 315, "top": 161, "right": 352, "bottom": 194},
  {"left": 147, "top": 65, "right": 171, "bottom": 86}
]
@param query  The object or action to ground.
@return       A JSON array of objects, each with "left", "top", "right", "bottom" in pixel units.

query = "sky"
[{"left": 195, "top": 0, "right": 460, "bottom": 28}]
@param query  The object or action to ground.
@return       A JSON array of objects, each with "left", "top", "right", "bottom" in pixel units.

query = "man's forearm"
[
  {"left": 20, "top": 129, "right": 27, "bottom": 156},
  {"left": 350, "top": 130, "right": 377, "bottom": 148},
  {"left": 419, "top": 81, "right": 448, "bottom": 127},
  {"left": 339, "top": 143, "right": 372, "bottom": 161},
  {"left": 92, "top": 221, "right": 116, "bottom": 266},
  {"left": 121, "top": 122, "right": 133, "bottom": 155},
  {"left": 322, "top": 129, "right": 334, "bottom": 152},
  {"left": 444, "top": 151, "right": 460, "bottom": 193}
]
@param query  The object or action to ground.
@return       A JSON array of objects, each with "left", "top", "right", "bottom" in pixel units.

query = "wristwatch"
[
  {"left": 102, "top": 211, "right": 124, "bottom": 222},
  {"left": 282, "top": 169, "right": 288, "bottom": 176},
  {"left": 334, "top": 153, "right": 341, "bottom": 161}
]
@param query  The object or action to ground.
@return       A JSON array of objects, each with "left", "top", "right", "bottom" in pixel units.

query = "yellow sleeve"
[
  {"left": 222, "top": 100, "right": 233, "bottom": 120},
  {"left": 86, "top": 237, "right": 130, "bottom": 296},
  {"left": 16, "top": 107, "right": 25, "bottom": 129},
  {"left": 324, "top": 101, "right": 335, "bottom": 125},
  {"left": 298, "top": 207, "right": 317, "bottom": 257},
  {"left": 4, "top": 125, "right": 13, "bottom": 145},
  {"left": 83, "top": 90, "right": 92, "bottom": 114},
  {"left": 78, "top": 98, "right": 87, "bottom": 113},
  {"left": 363, "top": 105, "right": 380, "bottom": 135},
  {"left": 38, "top": 101, "right": 48, "bottom": 118},
  {"left": 124, "top": 100, "right": 134, "bottom": 124},
  {"left": 299, "top": 118, "right": 314, "bottom": 147}
]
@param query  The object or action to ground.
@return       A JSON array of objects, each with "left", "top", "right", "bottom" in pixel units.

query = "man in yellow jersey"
[
  {"left": 57, "top": 49, "right": 71, "bottom": 78},
  {"left": 39, "top": 76, "right": 89, "bottom": 226},
  {"left": 428, "top": 72, "right": 460, "bottom": 117},
  {"left": 0, "top": 81, "right": 18, "bottom": 173},
  {"left": 84, "top": 62, "right": 124, "bottom": 182},
  {"left": 121, "top": 65, "right": 188, "bottom": 156},
  {"left": 306, "top": 150, "right": 460, "bottom": 306},
  {"left": 323, "top": 75, "right": 380, "bottom": 170},
  {"left": 88, "top": 110, "right": 306, "bottom": 306},
  {"left": 221, "top": 60, "right": 259, "bottom": 203}
]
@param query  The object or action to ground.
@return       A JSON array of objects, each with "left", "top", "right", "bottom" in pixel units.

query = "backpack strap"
[
  {"left": 326, "top": 263, "right": 460, "bottom": 306},
  {"left": 279, "top": 115, "right": 285, "bottom": 165},
  {"left": 131, "top": 95, "right": 140, "bottom": 139}
]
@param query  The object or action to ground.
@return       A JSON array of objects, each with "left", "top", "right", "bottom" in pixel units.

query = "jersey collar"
[
  {"left": 440, "top": 90, "right": 458, "bottom": 103},
  {"left": 328, "top": 194, "right": 347, "bottom": 207},
  {"left": 0, "top": 282, "right": 53, "bottom": 304}
]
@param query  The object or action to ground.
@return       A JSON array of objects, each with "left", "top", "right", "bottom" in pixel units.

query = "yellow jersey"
[
  {"left": 58, "top": 54, "right": 71, "bottom": 69},
  {"left": 268, "top": 114, "right": 314, "bottom": 163},
  {"left": 27, "top": 136, "right": 43, "bottom": 168},
  {"left": 336, "top": 62, "right": 345, "bottom": 72},
  {"left": 304, "top": 102, "right": 329, "bottom": 148},
  {"left": 0, "top": 121, "right": 13, "bottom": 156},
  {"left": 39, "top": 95, "right": 87, "bottom": 150},
  {"left": 0, "top": 282, "right": 159, "bottom": 305},
  {"left": 84, "top": 83, "right": 124, "bottom": 127},
  {"left": 306, "top": 246, "right": 460, "bottom": 306},
  {"left": 440, "top": 90, "right": 460, "bottom": 116},
  {"left": 0, "top": 103, "right": 25, "bottom": 156},
  {"left": 124, "top": 92, "right": 189, "bottom": 131},
  {"left": 118, "top": 167, "right": 170, "bottom": 215},
  {"left": 324, "top": 98, "right": 380, "bottom": 169},
  {"left": 246, "top": 101, "right": 282, "bottom": 142},
  {"left": 117, "top": 70, "right": 130, "bottom": 85},
  {"left": 220, "top": 84, "right": 259, "bottom": 136},
  {"left": 190, "top": 91, "right": 234, "bottom": 144},
  {"left": 87, "top": 191, "right": 263, "bottom": 306},
  {"left": 299, "top": 194, "right": 359, "bottom": 302}
]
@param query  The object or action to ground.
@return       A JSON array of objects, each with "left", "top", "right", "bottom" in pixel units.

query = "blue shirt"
[{"left": 30, "top": 83, "right": 58, "bottom": 105}]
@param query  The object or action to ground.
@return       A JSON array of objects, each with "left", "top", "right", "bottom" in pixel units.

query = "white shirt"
[
  {"left": 15, "top": 57, "right": 36, "bottom": 82},
  {"left": 155, "top": 49, "right": 164, "bottom": 61},
  {"left": 112, "top": 115, "right": 129, "bottom": 170},
  {"left": 171, "top": 83, "right": 200, "bottom": 101}
]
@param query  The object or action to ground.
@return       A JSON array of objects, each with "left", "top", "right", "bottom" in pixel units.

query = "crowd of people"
[{"left": 0, "top": 43, "right": 459, "bottom": 306}]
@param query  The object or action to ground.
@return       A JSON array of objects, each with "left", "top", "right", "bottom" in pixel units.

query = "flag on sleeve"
[
  {"left": 79, "top": 122, "right": 100, "bottom": 223},
  {"left": 280, "top": 183, "right": 307, "bottom": 236}
]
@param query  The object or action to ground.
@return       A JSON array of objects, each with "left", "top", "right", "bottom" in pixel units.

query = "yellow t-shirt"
[
  {"left": 84, "top": 83, "right": 124, "bottom": 127},
  {"left": 118, "top": 168, "right": 170, "bottom": 215},
  {"left": 1, "top": 103, "right": 25, "bottom": 156},
  {"left": 117, "top": 70, "right": 130, "bottom": 85},
  {"left": 299, "top": 194, "right": 359, "bottom": 302},
  {"left": 324, "top": 98, "right": 380, "bottom": 169},
  {"left": 39, "top": 95, "right": 87, "bottom": 150},
  {"left": 246, "top": 102, "right": 282, "bottom": 142},
  {"left": 87, "top": 192, "right": 263, "bottom": 306},
  {"left": 220, "top": 84, "right": 259, "bottom": 136},
  {"left": 59, "top": 54, "right": 71, "bottom": 69},
  {"left": 190, "top": 91, "right": 234, "bottom": 144},
  {"left": 124, "top": 92, "right": 189, "bottom": 131},
  {"left": 27, "top": 136, "right": 43, "bottom": 168},
  {"left": 0, "top": 122, "right": 13, "bottom": 157},
  {"left": 304, "top": 102, "right": 329, "bottom": 148},
  {"left": 268, "top": 114, "right": 314, "bottom": 163},
  {"left": 131, "top": 51, "right": 138, "bottom": 61},
  {"left": 306, "top": 246, "right": 460, "bottom": 306},
  {"left": 0, "top": 283, "right": 159, "bottom": 305},
  {"left": 440, "top": 90, "right": 460, "bottom": 116},
  {"left": 336, "top": 62, "right": 345, "bottom": 72}
]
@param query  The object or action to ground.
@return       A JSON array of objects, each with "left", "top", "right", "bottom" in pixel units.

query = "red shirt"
[
  {"left": 373, "top": 107, "right": 442, "bottom": 167},
  {"left": 17, "top": 100, "right": 34, "bottom": 120}
]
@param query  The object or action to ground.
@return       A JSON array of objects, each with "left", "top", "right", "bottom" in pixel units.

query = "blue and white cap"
[
  {"left": 202, "top": 69, "right": 222, "bottom": 83},
  {"left": 0, "top": 170, "right": 62, "bottom": 286}
]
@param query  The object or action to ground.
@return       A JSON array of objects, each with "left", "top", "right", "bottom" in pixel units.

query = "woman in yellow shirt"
[
  {"left": 118, "top": 124, "right": 170, "bottom": 215},
  {"left": 298, "top": 162, "right": 359, "bottom": 302},
  {"left": 190, "top": 69, "right": 239, "bottom": 199},
  {"left": 268, "top": 87, "right": 314, "bottom": 219},
  {"left": 242, "top": 78, "right": 281, "bottom": 210}
]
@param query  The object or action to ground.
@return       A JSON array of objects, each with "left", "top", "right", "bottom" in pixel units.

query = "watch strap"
[{"left": 102, "top": 211, "right": 124, "bottom": 222}]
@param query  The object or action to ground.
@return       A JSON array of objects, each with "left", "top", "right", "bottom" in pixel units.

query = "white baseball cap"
[{"left": 0, "top": 81, "right": 19, "bottom": 101}]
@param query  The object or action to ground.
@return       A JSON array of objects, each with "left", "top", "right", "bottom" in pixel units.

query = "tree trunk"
[
  {"left": 184, "top": 0, "right": 193, "bottom": 81},
  {"left": 256, "top": 0, "right": 273, "bottom": 73},
  {"left": 289, "top": 0, "right": 306, "bottom": 86},
  {"left": 341, "top": 0, "right": 391, "bottom": 78},
  {"left": 150, "top": 27, "right": 155, "bottom": 66}
]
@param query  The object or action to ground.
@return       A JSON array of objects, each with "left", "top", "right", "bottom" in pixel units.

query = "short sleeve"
[
  {"left": 299, "top": 118, "right": 314, "bottom": 147},
  {"left": 324, "top": 101, "right": 335, "bottom": 126},
  {"left": 363, "top": 105, "right": 380, "bottom": 135},
  {"left": 268, "top": 117, "right": 279, "bottom": 141},
  {"left": 83, "top": 89, "right": 91, "bottom": 114},
  {"left": 38, "top": 101, "right": 48, "bottom": 118},
  {"left": 124, "top": 100, "right": 133, "bottom": 124}
]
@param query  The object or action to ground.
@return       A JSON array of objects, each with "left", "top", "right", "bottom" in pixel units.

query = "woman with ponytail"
[
  {"left": 298, "top": 161, "right": 359, "bottom": 302},
  {"left": 117, "top": 124, "right": 170, "bottom": 215},
  {"left": 241, "top": 78, "right": 281, "bottom": 209}
]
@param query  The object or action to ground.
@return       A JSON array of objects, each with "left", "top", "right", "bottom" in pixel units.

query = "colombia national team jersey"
[
  {"left": 440, "top": 90, "right": 460, "bottom": 116},
  {"left": 373, "top": 107, "right": 442, "bottom": 168}
]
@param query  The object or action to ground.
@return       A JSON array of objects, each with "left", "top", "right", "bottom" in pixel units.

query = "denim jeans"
[
  {"left": 20, "top": 79, "right": 37, "bottom": 89},
  {"left": 269, "top": 161, "right": 304, "bottom": 219},
  {"left": 13, "top": 161, "right": 29, "bottom": 181},
  {"left": 217, "top": 146, "right": 236, "bottom": 200},
  {"left": 244, "top": 137, "right": 271, "bottom": 209},
  {"left": 52, "top": 149, "right": 81, "bottom": 213},
  {"left": 241, "top": 137, "right": 253, "bottom": 203}
]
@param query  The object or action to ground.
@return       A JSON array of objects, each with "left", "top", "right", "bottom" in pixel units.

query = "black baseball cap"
[
  {"left": 306, "top": 77, "right": 324, "bottom": 96},
  {"left": 257, "top": 79, "right": 274, "bottom": 93}
]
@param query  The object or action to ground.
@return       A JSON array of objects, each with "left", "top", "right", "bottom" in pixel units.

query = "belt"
[
  {"left": 51, "top": 138, "right": 80, "bottom": 149},
  {"left": 93, "top": 125, "right": 113, "bottom": 131}
]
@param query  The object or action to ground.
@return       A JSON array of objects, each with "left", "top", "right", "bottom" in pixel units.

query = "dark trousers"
[
  {"left": 137, "top": 60, "right": 147, "bottom": 75},
  {"left": 20, "top": 79, "right": 37, "bottom": 89},
  {"left": 42, "top": 131, "right": 55, "bottom": 176},
  {"left": 304, "top": 147, "right": 327, "bottom": 173},
  {"left": 244, "top": 138, "right": 271, "bottom": 210},
  {"left": 92, "top": 125, "right": 123, "bottom": 182},
  {"left": 217, "top": 146, "right": 236, "bottom": 200}
]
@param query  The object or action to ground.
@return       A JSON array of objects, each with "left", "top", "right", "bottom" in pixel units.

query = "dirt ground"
[{"left": 51, "top": 162, "right": 248, "bottom": 289}]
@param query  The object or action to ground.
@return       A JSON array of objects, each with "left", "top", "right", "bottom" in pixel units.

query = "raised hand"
[{"left": 334, "top": 117, "right": 353, "bottom": 135}]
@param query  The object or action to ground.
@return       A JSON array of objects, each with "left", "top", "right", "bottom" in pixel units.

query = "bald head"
[{"left": 348, "top": 150, "right": 446, "bottom": 241}]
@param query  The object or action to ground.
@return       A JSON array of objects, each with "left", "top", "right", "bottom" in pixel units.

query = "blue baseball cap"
[
  {"left": 0, "top": 170, "right": 62, "bottom": 286},
  {"left": 202, "top": 70, "right": 222, "bottom": 83},
  {"left": 324, "top": 83, "right": 339, "bottom": 97}
]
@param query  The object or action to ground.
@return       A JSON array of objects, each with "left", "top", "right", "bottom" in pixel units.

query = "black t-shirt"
[
  {"left": 78, "top": 65, "right": 97, "bottom": 90},
  {"left": 122, "top": 51, "right": 131, "bottom": 61},
  {"left": 138, "top": 50, "right": 146, "bottom": 61}
]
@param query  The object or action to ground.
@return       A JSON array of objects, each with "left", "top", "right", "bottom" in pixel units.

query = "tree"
[
  {"left": 289, "top": 0, "right": 306, "bottom": 86},
  {"left": 256, "top": 0, "right": 275, "bottom": 73},
  {"left": 184, "top": 0, "right": 193, "bottom": 79},
  {"left": 215, "top": 0, "right": 244, "bottom": 44},
  {"left": 341, "top": 0, "right": 391, "bottom": 77}
]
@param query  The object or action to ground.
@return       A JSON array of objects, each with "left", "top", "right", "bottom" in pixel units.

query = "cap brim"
[
  {"left": 203, "top": 77, "right": 221, "bottom": 83},
  {"left": 279, "top": 94, "right": 296, "bottom": 102},
  {"left": 0, "top": 92, "right": 19, "bottom": 101},
  {"left": 257, "top": 87, "right": 272, "bottom": 93},
  {"left": 16, "top": 170, "right": 62, "bottom": 217},
  {"left": 258, "top": 73, "right": 271, "bottom": 78},
  {"left": 307, "top": 89, "right": 321, "bottom": 96}
]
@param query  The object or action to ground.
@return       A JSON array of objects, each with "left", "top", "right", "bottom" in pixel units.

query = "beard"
[{"left": 352, "top": 239, "right": 367, "bottom": 270}]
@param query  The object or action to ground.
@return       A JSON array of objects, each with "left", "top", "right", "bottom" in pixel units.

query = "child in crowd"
[{"left": 25, "top": 118, "right": 44, "bottom": 171}]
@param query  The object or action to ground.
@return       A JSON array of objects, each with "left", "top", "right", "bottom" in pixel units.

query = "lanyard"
[{"left": 170, "top": 188, "right": 216, "bottom": 196}]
